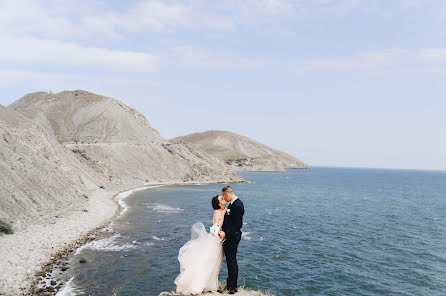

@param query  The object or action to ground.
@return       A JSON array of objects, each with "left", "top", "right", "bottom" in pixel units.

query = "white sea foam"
[
  {"left": 99, "top": 221, "right": 115, "bottom": 232},
  {"left": 147, "top": 203, "right": 183, "bottom": 213},
  {"left": 242, "top": 232, "right": 252, "bottom": 240},
  {"left": 115, "top": 185, "right": 162, "bottom": 218},
  {"left": 75, "top": 234, "right": 137, "bottom": 254},
  {"left": 56, "top": 277, "right": 79, "bottom": 296},
  {"left": 151, "top": 235, "right": 165, "bottom": 241}
]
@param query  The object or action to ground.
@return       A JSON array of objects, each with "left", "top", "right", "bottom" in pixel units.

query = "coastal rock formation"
[
  {"left": 172, "top": 130, "right": 309, "bottom": 171},
  {"left": 11, "top": 91, "right": 241, "bottom": 183},
  {"left": 3, "top": 91, "right": 242, "bottom": 227},
  {"left": 9, "top": 90, "right": 163, "bottom": 144},
  {"left": 0, "top": 104, "right": 110, "bottom": 229}
]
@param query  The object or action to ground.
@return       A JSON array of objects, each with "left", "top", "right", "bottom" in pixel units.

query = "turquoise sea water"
[{"left": 61, "top": 167, "right": 446, "bottom": 296}]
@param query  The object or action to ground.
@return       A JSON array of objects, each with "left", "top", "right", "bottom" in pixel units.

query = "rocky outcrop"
[
  {"left": 0, "top": 104, "right": 111, "bottom": 230},
  {"left": 173, "top": 130, "right": 309, "bottom": 171},
  {"left": 8, "top": 90, "right": 163, "bottom": 144},
  {"left": 2, "top": 91, "right": 243, "bottom": 228}
]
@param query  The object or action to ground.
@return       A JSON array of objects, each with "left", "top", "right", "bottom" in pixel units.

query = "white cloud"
[
  {"left": 402, "top": 0, "right": 420, "bottom": 8},
  {"left": 166, "top": 45, "right": 446, "bottom": 74},
  {"left": 169, "top": 45, "right": 264, "bottom": 69},
  {"left": 1, "top": 0, "right": 445, "bottom": 88},
  {"left": 100, "top": 1, "right": 193, "bottom": 34},
  {"left": 418, "top": 49, "right": 446, "bottom": 61},
  {"left": 0, "top": 0, "right": 378, "bottom": 40},
  {"left": 285, "top": 48, "right": 446, "bottom": 73},
  {"left": 0, "top": 68, "right": 160, "bottom": 95},
  {"left": 0, "top": 35, "right": 159, "bottom": 71},
  {"left": 0, "top": 0, "right": 116, "bottom": 39}
]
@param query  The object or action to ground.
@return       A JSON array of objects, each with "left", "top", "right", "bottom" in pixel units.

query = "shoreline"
[
  {"left": 28, "top": 183, "right": 164, "bottom": 295},
  {"left": 24, "top": 180, "right": 242, "bottom": 296}
]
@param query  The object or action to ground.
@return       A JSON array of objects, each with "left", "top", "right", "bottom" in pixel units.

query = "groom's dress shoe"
[
  {"left": 217, "top": 288, "right": 226, "bottom": 293},
  {"left": 228, "top": 290, "right": 237, "bottom": 294}
]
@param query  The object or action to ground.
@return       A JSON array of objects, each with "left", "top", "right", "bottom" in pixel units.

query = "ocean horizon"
[
  {"left": 313, "top": 165, "right": 446, "bottom": 173},
  {"left": 57, "top": 167, "right": 446, "bottom": 295}
]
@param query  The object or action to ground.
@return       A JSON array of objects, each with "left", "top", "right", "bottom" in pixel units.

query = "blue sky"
[{"left": 1, "top": 0, "right": 445, "bottom": 170}]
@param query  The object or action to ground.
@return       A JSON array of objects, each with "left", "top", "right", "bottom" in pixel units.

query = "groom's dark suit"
[{"left": 222, "top": 197, "right": 244, "bottom": 291}]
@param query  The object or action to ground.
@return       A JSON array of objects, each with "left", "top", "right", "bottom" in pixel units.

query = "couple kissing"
[{"left": 174, "top": 185, "right": 245, "bottom": 295}]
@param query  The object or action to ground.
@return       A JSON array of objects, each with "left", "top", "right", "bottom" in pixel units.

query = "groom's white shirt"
[{"left": 228, "top": 195, "right": 238, "bottom": 206}]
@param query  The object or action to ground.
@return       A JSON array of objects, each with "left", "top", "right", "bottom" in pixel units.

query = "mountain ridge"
[{"left": 172, "top": 129, "right": 309, "bottom": 171}]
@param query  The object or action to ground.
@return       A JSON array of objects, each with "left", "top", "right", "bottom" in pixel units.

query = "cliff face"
[
  {"left": 2, "top": 91, "right": 243, "bottom": 228},
  {"left": 8, "top": 90, "right": 164, "bottom": 144},
  {"left": 173, "top": 130, "right": 310, "bottom": 172},
  {"left": 0, "top": 104, "right": 111, "bottom": 228}
]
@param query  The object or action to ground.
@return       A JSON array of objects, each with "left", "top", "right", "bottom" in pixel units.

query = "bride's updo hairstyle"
[{"left": 211, "top": 195, "right": 221, "bottom": 210}]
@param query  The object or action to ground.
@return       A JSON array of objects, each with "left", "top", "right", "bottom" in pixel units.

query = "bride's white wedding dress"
[{"left": 174, "top": 217, "right": 224, "bottom": 295}]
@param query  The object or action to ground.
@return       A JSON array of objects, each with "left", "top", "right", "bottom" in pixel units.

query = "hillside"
[
  {"left": 0, "top": 104, "right": 111, "bottom": 229},
  {"left": 8, "top": 90, "right": 164, "bottom": 144},
  {"left": 2, "top": 91, "right": 242, "bottom": 227},
  {"left": 7, "top": 90, "right": 242, "bottom": 188},
  {"left": 0, "top": 91, "right": 242, "bottom": 295},
  {"left": 172, "top": 130, "right": 309, "bottom": 171}
]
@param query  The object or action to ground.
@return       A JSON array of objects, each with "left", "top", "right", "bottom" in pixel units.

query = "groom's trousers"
[{"left": 223, "top": 231, "right": 242, "bottom": 290}]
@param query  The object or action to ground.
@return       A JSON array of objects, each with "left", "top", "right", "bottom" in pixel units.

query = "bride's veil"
[{"left": 191, "top": 222, "right": 207, "bottom": 240}]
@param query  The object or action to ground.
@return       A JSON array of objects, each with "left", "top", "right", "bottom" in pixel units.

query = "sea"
[{"left": 56, "top": 167, "right": 446, "bottom": 296}]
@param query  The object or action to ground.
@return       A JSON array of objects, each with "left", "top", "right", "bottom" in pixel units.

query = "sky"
[{"left": 1, "top": 0, "right": 445, "bottom": 170}]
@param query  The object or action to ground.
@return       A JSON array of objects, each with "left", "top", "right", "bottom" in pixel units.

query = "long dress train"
[{"left": 174, "top": 222, "right": 224, "bottom": 295}]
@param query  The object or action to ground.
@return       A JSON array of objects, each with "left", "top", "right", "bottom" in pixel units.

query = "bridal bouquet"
[{"left": 210, "top": 223, "right": 220, "bottom": 236}]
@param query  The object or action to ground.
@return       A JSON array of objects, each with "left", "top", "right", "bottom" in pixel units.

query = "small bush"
[
  {"left": 0, "top": 219, "right": 13, "bottom": 234},
  {"left": 71, "top": 148, "right": 90, "bottom": 160}
]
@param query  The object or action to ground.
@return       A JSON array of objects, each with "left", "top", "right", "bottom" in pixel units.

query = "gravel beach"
[{"left": 0, "top": 184, "right": 160, "bottom": 295}]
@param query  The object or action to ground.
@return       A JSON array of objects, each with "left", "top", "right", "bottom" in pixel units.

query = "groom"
[{"left": 219, "top": 185, "right": 245, "bottom": 294}]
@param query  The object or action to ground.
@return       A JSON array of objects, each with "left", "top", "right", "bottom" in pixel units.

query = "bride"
[{"left": 174, "top": 195, "right": 227, "bottom": 295}]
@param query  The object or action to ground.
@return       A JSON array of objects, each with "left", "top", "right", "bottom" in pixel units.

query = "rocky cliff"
[
  {"left": 173, "top": 130, "right": 309, "bottom": 171},
  {"left": 0, "top": 104, "right": 111, "bottom": 230},
  {"left": 2, "top": 91, "right": 243, "bottom": 229},
  {"left": 8, "top": 90, "right": 163, "bottom": 144}
]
